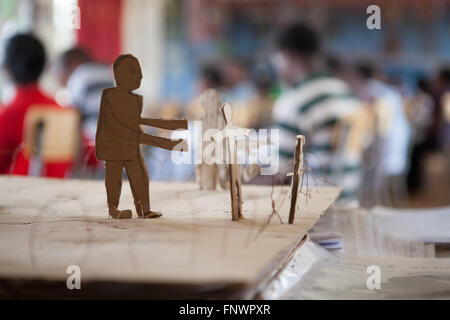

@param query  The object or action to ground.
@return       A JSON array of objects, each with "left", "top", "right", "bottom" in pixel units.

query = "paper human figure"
[{"left": 219, "top": 103, "right": 252, "bottom": 221}]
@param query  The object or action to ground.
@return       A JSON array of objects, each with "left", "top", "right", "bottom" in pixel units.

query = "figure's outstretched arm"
[
  {"left": 140, "top": 118, "right": 188, "bottom": 130},
  {"left": 102, "top": 93, "right": 140, "bottom": 141},
  {"left": 140, "top": 133, "right": 188, "bottom": 152}
]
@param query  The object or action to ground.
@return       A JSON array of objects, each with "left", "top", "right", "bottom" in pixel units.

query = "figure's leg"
[
  {"left": 236, "top": 181, "right": 243, "bottom": 219},
  {"left": 105, "top": 161, "right": 132, "bottom": 219},
  {"left": 235, "top": 166, "right": 243, "bottom": 218},
  {"left": 137, "top": 151, "right": 150, "bottom": 214},
  {"left": 125, "top": 164, "right": 142, "bottom": 217},
  {"left": 125, "top": 151, "right": 161, "bottom": 219},
  {"left": 229, "top": 164, "right": 239, "bottom": 221}
]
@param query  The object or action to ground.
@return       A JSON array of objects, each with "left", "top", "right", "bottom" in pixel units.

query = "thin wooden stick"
[
  {"left": 288, "top": 135, "right": 305, "bottom": 224},
  {"left": 221, "top": 103, "right": 244, "bottom": 221},
  {"left": 229, "top": 133, "right": 241, "bottom": 221}
]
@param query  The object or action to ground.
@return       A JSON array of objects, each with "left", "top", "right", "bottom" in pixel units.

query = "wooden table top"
[{"left": 0, "top": 176, "right": 340, "bottom": 298}]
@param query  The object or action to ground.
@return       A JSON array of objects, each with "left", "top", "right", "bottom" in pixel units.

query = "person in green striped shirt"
[{"left": 271, "top": 23, "right": 363, "bottom": 200}]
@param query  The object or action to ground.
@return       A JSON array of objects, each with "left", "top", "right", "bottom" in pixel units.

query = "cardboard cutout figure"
[
  {"left": 96, "top": 54, "right": 187, "bottom": 219},
  {"left": 195, "top": 89, "right": 227, "bottom": 190}
]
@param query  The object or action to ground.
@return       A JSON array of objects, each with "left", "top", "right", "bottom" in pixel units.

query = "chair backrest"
[
  {"left": 330, "top": 104, "right": 375, "bottom": 172},
  {"left": 358, "top": 99, "right": 397, "bottom": 207},
  {"left": 23, "top": 106, "right": 80, "bottom": 171}
]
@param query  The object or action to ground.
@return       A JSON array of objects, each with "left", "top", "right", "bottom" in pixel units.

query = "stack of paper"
[{"left": 309, "top": 231, "right": 344, "bottom": 252}]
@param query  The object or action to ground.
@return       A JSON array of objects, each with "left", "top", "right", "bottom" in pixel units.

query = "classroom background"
[{"left": 0, "top": 0, "right": 449, "bottom": 209}]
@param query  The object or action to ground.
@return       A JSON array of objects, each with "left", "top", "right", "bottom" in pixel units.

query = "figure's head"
[
  {"left": 275, "top": 23, "right": 320, "bottom": 86},
  {"left": 57, "top": 47, "right": 91, "bottom": 86},
  {"left": 113, "top": 54, "right": 142, "bottom": 91},
  {"left": 3, "top": 33, "right": 46, "bottom": 85},
  {"left": 221, "top": 103, "right": 232, "bottom": 124}
]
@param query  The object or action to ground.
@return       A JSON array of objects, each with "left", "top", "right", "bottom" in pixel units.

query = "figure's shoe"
[
  {"left": 109, "top": 207, "right": 133, "bottom": 219},
  {"left": 140, "top": 211, "right": 163, "bottom": 219}
]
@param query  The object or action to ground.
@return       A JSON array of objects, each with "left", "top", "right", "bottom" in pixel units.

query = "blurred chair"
[{"left": 23, "top": 106, "right": 80, "bottom": 177}]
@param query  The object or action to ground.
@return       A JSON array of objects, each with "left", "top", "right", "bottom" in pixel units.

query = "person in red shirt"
[{"left": 0, "top": 33, "right": 75, "bottom": 177}]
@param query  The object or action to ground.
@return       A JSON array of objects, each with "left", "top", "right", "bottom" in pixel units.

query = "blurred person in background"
[
  {"left": 326, "top": 55, "right": 346, "bottom": 81},
  {"left": 405, "top": 78, "right": 434, "bottom": 193},
  {"left": 0, "top": 34, "right": 74, "bottom": 177},
  {"left": 145, "top": 65, "right": 224, "bottom": 184},
  {"left": 249, "top": 62, "right": 278, "bottom": 129},
  {"left": 186, "top": 64, "right": 224, "bottom": 121},
  {"left": 221, "top": 58, "right": 258, "bottom": 128},
  {"left": 198, "top": 65, "right": 224, "bottom": 94},
  {"left": 271, "top": 23, "right": 362, "bottom": 200},
  {"left": 57, "top": 47, "right": 114, "bottom": 142},
  {"left": 432, "top": 67, "right": 450, "bottom": 151},
  {"left": 222, "top": 58, "right": 257, "bottom": 104},
  {"left": 354, "top": 63, "right": 411, "bottom": 206}
]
